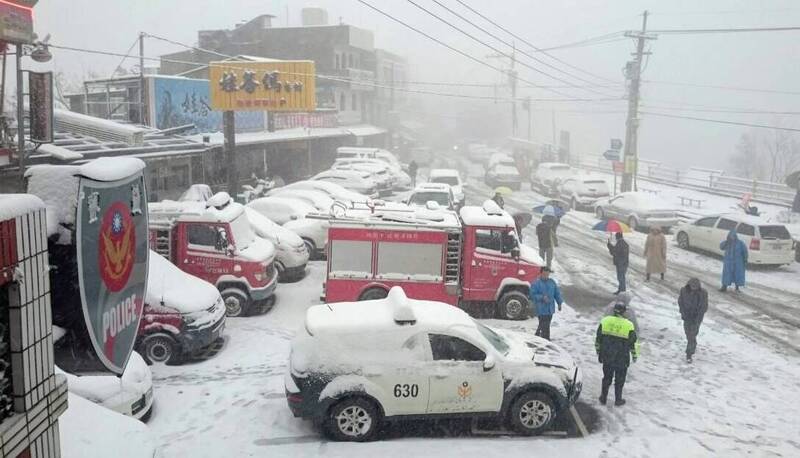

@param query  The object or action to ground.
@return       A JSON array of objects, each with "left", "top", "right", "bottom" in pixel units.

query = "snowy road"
[{"left": 140, "top": 160, "right": 800, "bottom": 458}]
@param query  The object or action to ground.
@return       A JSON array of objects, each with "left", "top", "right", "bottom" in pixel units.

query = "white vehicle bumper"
[
  {"left": 105, "top": 386, "right": 154, "bottom": 421},
  {"left": 642, "top": 217, "right": 679, "bottom": 228}
]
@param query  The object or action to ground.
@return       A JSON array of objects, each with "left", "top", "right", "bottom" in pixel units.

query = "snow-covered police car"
[{"left": 286, "top": 287, "right": 582, "bottom": 441}]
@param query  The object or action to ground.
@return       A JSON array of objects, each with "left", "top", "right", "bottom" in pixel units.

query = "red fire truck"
[
  {"left": 320, "top": 201, "right": 543, "bottom": 320},
  {"left": 147, "top": 193, "right": 278, "bottom": 318}
]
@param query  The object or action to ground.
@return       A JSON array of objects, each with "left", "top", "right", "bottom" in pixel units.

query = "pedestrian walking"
[
  {"left": 720, "top": 229, "right": 747, "bottom": 292},
  {"left": 595, "top": 302, "right": 639, "bottom": 406},
  {"left": 643, "top": 227, "right": 667, "bottom": 281},
  {"left": 492, "top": 192, "right": 505, "bottom": 209},
  {"left": 408, "top": 160, "right": 419, "bottom": 187},
  {"left": 529, "top": 267, "right": 563, "bottom": 341},
  {"left": 536, "top": 216, "right": 558, "bottom": 269},
  {"left": 607, "top": 232, "right": 629, "bottom": 294},
  {"left": 678, "top": 278, "right": 708, "bottom": 363}
]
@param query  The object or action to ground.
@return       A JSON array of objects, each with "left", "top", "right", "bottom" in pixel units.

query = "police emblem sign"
[{"left": 76, "top": 161, "right": 148, "bottom": 375}]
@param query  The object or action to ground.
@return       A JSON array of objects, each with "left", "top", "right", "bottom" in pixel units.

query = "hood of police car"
[{"left": 497, "top": 329, "right": 576, "bottom": 371}]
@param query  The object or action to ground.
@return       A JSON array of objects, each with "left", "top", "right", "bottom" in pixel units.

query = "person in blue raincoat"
[
  {"left": 720, "top": 229, "right": 748, "bottom": 292},
  {"left": 529, "top": 266, "right": 563, "bottom": 340}
]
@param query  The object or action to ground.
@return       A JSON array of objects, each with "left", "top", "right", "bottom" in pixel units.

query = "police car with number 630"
[{"left": 285, "top": 287, "right": 582, "bottom": 441}]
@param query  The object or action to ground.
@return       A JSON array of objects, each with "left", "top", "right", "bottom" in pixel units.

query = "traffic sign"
[
  {"left": 610, "top": 138, "right": 622, "bottom": 150},
  {"left": 603, "top": 149, "right": 620, "bottom": 161},
  {"left": 612, "top": 161, "right": 624, "bottom": 174}
]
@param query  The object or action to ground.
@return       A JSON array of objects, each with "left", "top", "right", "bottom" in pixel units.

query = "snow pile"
[
  {"left": 76, "top": 157, "right": 145, "bottom": 182},
  {"left": 147, "top": 251, "right": 222, "bottom": 314},
  {"left": 26, "top": 165, "right": 80, "bottom": 241},
  {"left": 60, "top": 393, "right": 158, "bottom": 458},
  {"left": 0, "top": 193, "right": 44, "bottom": 222}
]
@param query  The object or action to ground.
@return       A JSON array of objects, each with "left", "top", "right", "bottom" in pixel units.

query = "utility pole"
[
  {"left": 487, "top": 42, "right": 517, "bottom": 137},
  {"left": 16, "top": 43, "right": 25, "bottom": 187},
  {"left": 223, "top": 111, "right": 238, "bottom": 197},
  {"left": 139, "top": 32, "right": 146, "bottom": 125},
  {"left": 621, "top": 10, "right": 656, "bottom": 192}
]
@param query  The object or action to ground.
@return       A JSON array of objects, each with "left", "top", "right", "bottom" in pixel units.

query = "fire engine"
[
  {"left": 319, "top": 201, "right": 542, "bottom": 320},
  {"left": 147, "top": 193, "right": 278, "bottom": 318}
]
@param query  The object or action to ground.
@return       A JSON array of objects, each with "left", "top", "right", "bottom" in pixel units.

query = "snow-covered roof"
[
  {"left": 708, "top": 213, "right": 788, "bottom": 227},
  {"left": 306, "top": 287, "right": 473, "bottom": 337},
  {"left": 538, "top": 162, "right": 571, "bottom": 169},
  {"left": 0, "top": 194, "right": 45, "bottom": 222},
  {"left": 74, "top": 157, "right": 146, "bottom": 182},
  {"left": 148, "top": 199, "right": 245, "bottom": 224},
  {"left": 459, "top": 203, "right": 516, "bottom": 228},
  {"left": 188, "top": 126, "right": 351, "bottom": 147},
  {"left": 428, "top": 168, "right": 460, "bottom": 178},
  {"left": 344, "top": 124, "right": 388, "bottom": 137}
]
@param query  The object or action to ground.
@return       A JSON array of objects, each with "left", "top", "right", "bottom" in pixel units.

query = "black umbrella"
[
  {"left": 512, "top": 212, "right": 533, "bottom": 229},
  {"left": 785, "top": 170, "right": 800, "bottom": 189}
]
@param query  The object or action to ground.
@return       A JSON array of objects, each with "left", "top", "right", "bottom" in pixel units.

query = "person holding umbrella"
[
  {"left": 536, "top": 207, "right": 559, "bottom": 269},
  {"left": 492, "top": 192, "right": 505, "bottom": 209}
]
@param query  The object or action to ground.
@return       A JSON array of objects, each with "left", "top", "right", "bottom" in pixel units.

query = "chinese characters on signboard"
[
  {"left": 0, "top": 1, "right": 35, "bottom": 44},
  {"left": 209, "top": 61, "right": 316, "bottom": 112}
]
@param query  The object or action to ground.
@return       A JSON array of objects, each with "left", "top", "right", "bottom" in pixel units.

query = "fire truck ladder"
[{"left": 445, "top": 232, "right": 462, "bottom": 284}]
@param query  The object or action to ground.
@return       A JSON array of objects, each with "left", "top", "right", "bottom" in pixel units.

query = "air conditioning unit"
[{"left": 54, "top": 109, "right": 146, "bottom": 146}]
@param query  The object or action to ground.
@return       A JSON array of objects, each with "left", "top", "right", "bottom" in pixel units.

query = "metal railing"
[{"left": 576, "top": 153, "right": 795, "bottom": 207}]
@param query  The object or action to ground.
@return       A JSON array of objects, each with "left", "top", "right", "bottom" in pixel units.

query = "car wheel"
[
  {"left": 677, "top": 231, "right": 690, "bottom": 249},
  {"left": 497, "top": 290, "right": 531, "bottom": 321},
  {"left": 326, "top": 397, "right": 381, "bottom": 442},
  {"left": 221, "top": 287, "right": 250, "bottom": 317},
  {"left": 628, "top": 216, "right": 639, "bottom": 232},
  {"left": 302, "top": 238, "right": 317, "bottom": 260},
  {"left": 359, "top": 288, "right": 388, "bottom": 301},
  {"left": 142, "top": 334, "right": 182, "bottom": 365},
  {"left": 509, "top": 391, "right": 556, "bottom": 435},
  {"left": 596, "top": 207, "right": 605, "bottom": 219}
]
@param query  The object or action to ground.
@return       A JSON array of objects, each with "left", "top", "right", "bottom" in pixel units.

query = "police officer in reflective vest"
[{"left": 595, "top": 302, "right": 640, "bottom": 406}]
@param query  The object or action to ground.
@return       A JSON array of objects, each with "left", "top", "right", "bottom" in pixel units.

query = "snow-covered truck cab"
[
  {"left": 148, "top": 193, "right": 278, "bottom": 318},
  {"left": 286, "top": 287, "right": 581, "bottom": 441},
  {"left": 321, "top": 200, "right": 541, "bottom": 320}
]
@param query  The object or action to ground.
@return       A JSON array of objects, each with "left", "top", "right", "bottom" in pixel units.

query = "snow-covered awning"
[
  {"left": 187, "top": 127, "right": 352, "bottom": 147},
  {"left": 345, "top": 124, "right": 387, "bottom": 137}
]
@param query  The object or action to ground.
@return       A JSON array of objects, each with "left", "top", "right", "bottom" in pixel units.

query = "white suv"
[
  {"left": 285, "top": 287, "right": 582, "bottom": 441},
  {"left": 531, "top": 162, "right": 575, "bottom": 196},
  {"left": 675, "top": 214, "right": 795, "bottom": 266},
  {"left": 428, "top": 168, "right": 466, "bottom": 206}
]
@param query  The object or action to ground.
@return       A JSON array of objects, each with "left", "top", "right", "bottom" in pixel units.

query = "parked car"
[
  {"left": 281, "top": 180, "right": 367, "bottom": 202},
  {"left": 138, "top": 251, "right": 227, "bottom": 365},
  {"left": 247, "top": 197, "right": 328, "bottom": 259},
  {"left": 267, "top": 188, "right": 335, "bottom": 212},
  {"left": 55, "top": 328, "right": 154, "bottom": 421},
  {"left": 331, "top": 161, "right": 394, "bottom": 196},
  {"left": 466, "top": 143, "right": 491, "bottom": 162},
  {"left": 313, "top": 169, "right": 379, "bottom": 198},
  {"left": 486, "top": 152, "right": 516, "bottom": 171},
  {"left": 594, "top": 192, "right": 679, "bottom": 231},
  {"left": 557, "top": 175, "right": 610, "bottom": 211},
  {"left": 245, "top": 207, "right": 309, "bottom": 281},
  {"left": 675, "top": 214, "right": 795, "bottom": 266},
  {"left": 428, "top": 168, "right": 466, "bottom": 206},
  {"left": 485, "top": 163, "right": 523, "bottom": 190},
  {"left": 405, "top": 182, "right": 456, "bottom": 210},
  {"left": 286, "top": 287, "right": 582, "bottom": 441},
  {"left": 334, "top": 157, "right": 412, "bottom": 190},
  {"left": 531, "top": 162, "right": 576, "bottom": 195},
  {"left": 336, "top": 147, "right": 407, "bottom": 174}
]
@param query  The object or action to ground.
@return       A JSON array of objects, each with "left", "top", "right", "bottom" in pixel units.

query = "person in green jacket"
[{"left": 595, "top": 302, "right": 639, "bottom": 406}]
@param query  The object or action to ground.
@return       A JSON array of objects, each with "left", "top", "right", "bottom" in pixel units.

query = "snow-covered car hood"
[
  {"left": 147, "top": 251, "right": 222, "bottom": 314},
  {"left": 245, "top": 207, "right": 306, "bottom": 249},
  {"left": 498, "top": 329, "right": 577, "bottom": 370},
  {"left": 57, "top": 351, "right": 152, "bottom": 407},
  {"left": 519, "top": 244, "right": 545, "bottom": 266},
  {"left": 237, "top": 236, "right": 276, "bottom": 263},
  {"left": 283, "top": 217, "right": 328, "bottom": 235}
]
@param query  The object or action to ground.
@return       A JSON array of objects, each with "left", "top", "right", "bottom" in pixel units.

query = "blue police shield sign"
[{"left": 76, "top": 170, "right": 149, "bottom": 375}]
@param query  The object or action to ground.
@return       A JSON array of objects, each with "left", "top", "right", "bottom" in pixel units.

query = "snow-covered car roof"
[
  {"left": 248, "top": 196, "right": 317, "bottom": 215},
  {"left": 244, "top": 206, "right": 306, "bottom": 247},
  {"left": 696, "top": 213, "right": 789, "bottom": 227},
  {"left": 492, "top": 164, "right": 521, "bottom": 175},
  {"left": 148, "top": 198, "right": 245, "bottom": 224},
  {"left": 428, "top": 168, "right": 461, "bottom": 178},
  {"left": 459, "top": 201, "right": 516, "bottom": 228},
  {"left": 60, "top": 393, "right": 158, "bottom": 458},
  {"left": 537, "top": 162, "right": 572, "bottom": 170},
  {"left": 613, "top": 192, "right": 675, "bottom": 210},
  {"left": 306, "top": 287, "right": 474, "bottom": 337},
  {"left": 314, "top": 169, "right": 373, "bottom": 181},
  {"left": 283, "top": 180, "right": 366, "bottom": 200},
  {"left": 268, "top": 188, "right": 334, "bottom": 209},
  {"left": 147, "top": 250, "right": 221, "bottom": 313}
]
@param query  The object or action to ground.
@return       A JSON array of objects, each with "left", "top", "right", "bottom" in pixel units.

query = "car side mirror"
[
  {"left": 290, "top": 214, "right": 298, "bottom": 220},
  {"left": 483, "top": 355, "right": 496, "bottom": 372},
  {"left": 511, "top": 246, "right": 521, "bottom": 260}
]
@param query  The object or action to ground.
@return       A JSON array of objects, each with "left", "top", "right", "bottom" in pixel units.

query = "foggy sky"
[{"left": 30, "top": 0, "right": 800, "bottom": 171}]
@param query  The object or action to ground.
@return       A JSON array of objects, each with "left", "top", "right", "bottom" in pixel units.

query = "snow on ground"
[{"left": 131, "top": 159, "right": 800, "bottom": 458}]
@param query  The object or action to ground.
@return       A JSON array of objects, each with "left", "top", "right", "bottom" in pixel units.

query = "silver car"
[{"left": 594, "top": 192, "right": 679, "bottom": 231}]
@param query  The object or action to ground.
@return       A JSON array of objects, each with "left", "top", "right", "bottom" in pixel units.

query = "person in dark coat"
[
  {"left": 529, "top": 267, "right": 563, "bottom": 340},
  {"left": 492, "top": 192, "right": 505, "bottom": 209},
  {"left": 607, "top": 232, "right": 630, "bottom": 294},
  {"left": 408, "top": 160, "right": 419, "bottom": 187},
  {"left": 793, "top": 184, "right": 800, "bottom": 213},
  {"left": 678, "top": 278, "right": 708, "bottom": 363},
  {"left": 720, "top": 229, "right": 747, "bottom": 292},
  {"left": 596, "top": 302, "right": 639, "bottom": 406},
  {"left": 536, "top": 217, "right": 558, "bottom": 269}
]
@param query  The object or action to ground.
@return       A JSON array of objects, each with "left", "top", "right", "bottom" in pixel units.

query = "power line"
[
  {"left": 401, "top": 0, "right": 614, "bottom": 98},
  {"left": 353, "top": 0, "right": 576, "bottom": 99},
  {"left": 537, "top": 34, "right": 628, "bottom": 52},
  {"left": 642, "top": 104, "right": 800, "bottom": 115},
  {"left": 641, "top": 111, "right": 800, "bottom": 131},
  {"left": 649, "top": 26, "right": 800, "bottom": 34},
  {"left": 107, "top": 37, "right": 141, "bottom": 80},
  {"left": 643, "top": 79, "right": 800, "bottom": 96},
  {"left": 452, "top": 0, "right": 621, "bottom": 84},
  {"left": 421, "top": 0, "right": 616, "bottom": 92}
]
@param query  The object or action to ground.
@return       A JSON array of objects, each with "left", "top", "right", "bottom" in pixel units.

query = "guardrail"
[{"left": 576, "top": 154, "right": 795, "bottom": 208}]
